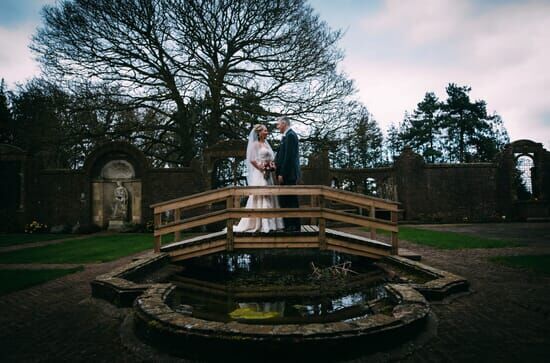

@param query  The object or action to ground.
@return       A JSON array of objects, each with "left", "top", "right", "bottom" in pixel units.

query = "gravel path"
[{"left": 0, "top": 224, "right": 548, "bottom": 362}]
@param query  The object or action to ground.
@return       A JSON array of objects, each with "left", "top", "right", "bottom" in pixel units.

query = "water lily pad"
[{"left": 229, "top": 307, "right": 280, "bottom": 320}]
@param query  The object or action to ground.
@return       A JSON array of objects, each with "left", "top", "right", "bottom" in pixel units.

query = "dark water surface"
[{"left": 166, "top": 250, "right": 393, "bottom": 324}]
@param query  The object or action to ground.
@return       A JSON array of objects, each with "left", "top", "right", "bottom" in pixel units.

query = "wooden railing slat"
[{"left": 151, "top": 185, "right": 400, "bottom": 256}]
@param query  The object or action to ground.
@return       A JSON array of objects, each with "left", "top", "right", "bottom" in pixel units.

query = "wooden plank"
[
  {"left": 168, "top": 239, "right": 227, "bottom": 257},
  {"left": 152, "top": 188, "right": 232, "bottom": 213},
  {"left": 325, "top": 228, "right": 391, "bottom": 249},
  {"left": 155, "top": 210, "right": 228, "bottom": 236},
  {"left": 327, "top": 244, "right": 385, "bottom": 260},
  {"left": 322, "top": 185, "right": 400, "bottom": 207},
  {"left": 154, "top": 236, "right": 161, "bottom": 253},
  {"left": 152, "top": 185, "right": 398, "bottom": 217},
  {"left": 234, "top": 235, "right": 319, "bottom": 243},
  {"left": 318, "top": 195, "right": 326, "bottom": 249},
  {"left": 234, "top": 243, "right": 319, "bottom": 249},
  {"left": 369, "top": 206, "right": 377, "bottom": 240},
  {"left": 310, "top": 195, "right": 318, "bottom": 225},
  {"left": 321, "top": 209, "right": 398, "bottom": 232},
  {"left": 321, "top": 187, "right": 399, "bottom": 211},
  {"left": 231, "top": 186, "right": 322, "bottom": 197},
  {"left": 227, "top": 208, "right": 322, "bottom": 219},
  {"left": 391, "top": 210, "right": 399, "bottom": 255},
  {"left": 319, "top": 218, "right": 326, "bottom": 250},
  {"left": 174, "top": 209, "right": 181, "bottom": 241},
  {"left": 161, "top": 231, "right": 226, "bottom": 252},
  {"left": 170, "top": 245, "right": 227, "bottom": 262},
  {"left": 326, "top": 238, "right": 392, "bottom": 257},
  {"left": 153, "top": 213, "right": 162, "bottom": 252},
  {"left": 226, "top": 196, "right": 234, "bottom": 252}
]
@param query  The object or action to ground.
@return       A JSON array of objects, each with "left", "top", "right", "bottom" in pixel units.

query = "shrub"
[{"left": 24, "top": 221, "right": 49, "bottom": 234}]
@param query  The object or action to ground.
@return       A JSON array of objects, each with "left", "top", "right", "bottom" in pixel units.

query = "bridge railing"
[{"left": 150, "top": 185, "right": 400, "bottom": 254}]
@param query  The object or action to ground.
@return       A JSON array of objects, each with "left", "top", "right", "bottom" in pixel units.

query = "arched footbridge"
[{"left": 151, "top": 186, "right": 400, "bottom": 262}]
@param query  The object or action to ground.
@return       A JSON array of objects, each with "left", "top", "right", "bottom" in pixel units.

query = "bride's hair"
[{"left": 253, "top": 124, "right": 265, "bottom": 138}]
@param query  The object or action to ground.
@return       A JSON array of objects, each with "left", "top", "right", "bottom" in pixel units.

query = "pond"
[{"left": 165, "top": 250, "right": 394, "bottom": 324}]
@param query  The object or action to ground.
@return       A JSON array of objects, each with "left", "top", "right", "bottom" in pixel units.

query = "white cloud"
[
  {"left": 361, "top": 0, "right": 472, "bottom": 46},
  {"left": 0, "top": 23, "right": 41, "bottom": 87},
  {"left": 347, "top": 0, "right": 550, "bottom": 147}
]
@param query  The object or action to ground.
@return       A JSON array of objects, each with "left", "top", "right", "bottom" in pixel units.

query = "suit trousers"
[{"left": 279, "top": 179, "right": 300, "bottom": 230}]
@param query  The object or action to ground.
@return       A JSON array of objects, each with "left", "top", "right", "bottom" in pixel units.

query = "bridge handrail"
[{"left": 150, "top": 185, "right": 399, "bottom": 254}]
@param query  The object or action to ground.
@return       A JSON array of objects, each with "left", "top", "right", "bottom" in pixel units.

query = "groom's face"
[{"left": 276, "top": 120, "right": 286, "bottom": 133}]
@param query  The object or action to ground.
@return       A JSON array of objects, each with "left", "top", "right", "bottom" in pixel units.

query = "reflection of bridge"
[{"left": 151, "top": 186, "right": 399, "bottom": 261}]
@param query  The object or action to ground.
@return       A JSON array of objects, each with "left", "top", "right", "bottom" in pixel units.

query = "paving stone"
[{"left": 1, "top": 224, "right": 549, "bottom": 362}]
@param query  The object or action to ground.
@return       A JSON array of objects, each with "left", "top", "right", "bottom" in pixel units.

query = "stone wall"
[
  {"left": 325, "top": 149, "right": 499, "bottom": 222},
  {"left": 30, "top": 170, "right": 86, "bottom": 227},
  {"left": 1, "top": 139, "right": 548, "bottom": 231}
]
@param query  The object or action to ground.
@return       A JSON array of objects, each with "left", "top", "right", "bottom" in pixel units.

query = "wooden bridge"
[{"left": 151, "top": 186, "right": 400, "bottom": 262}]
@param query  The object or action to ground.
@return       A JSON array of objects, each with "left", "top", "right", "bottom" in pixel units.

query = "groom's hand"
[{"left": 277, "top": 175, "right": 283, "bottom": 184}]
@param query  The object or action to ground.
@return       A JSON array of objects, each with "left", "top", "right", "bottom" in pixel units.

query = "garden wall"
[{"left": 1, "top": 139, "right": 548, "bottom": 231}]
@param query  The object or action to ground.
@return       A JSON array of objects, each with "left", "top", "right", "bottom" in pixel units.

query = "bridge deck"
[{"left": 161, "top": 225, "right": 392, "bottom": 262}]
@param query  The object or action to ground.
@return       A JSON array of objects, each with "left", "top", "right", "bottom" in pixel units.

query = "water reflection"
[{"left": 168, "top": 251, "right": 391, "bottom": 324}]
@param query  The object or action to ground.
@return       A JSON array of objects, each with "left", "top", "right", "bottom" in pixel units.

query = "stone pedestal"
[{"left": 108, "top": 219, "right": 125, "bottom": 231}]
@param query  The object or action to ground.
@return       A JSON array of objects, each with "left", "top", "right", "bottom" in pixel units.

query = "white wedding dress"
[{"left": 233, "top": 139, "right": 284, "bottom": 233}]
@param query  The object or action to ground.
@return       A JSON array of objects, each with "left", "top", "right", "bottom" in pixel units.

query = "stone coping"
[
  {"left": 384, "top": 255, "right": 469, "bottom": 300},
  {"left": 90, "top": 251, "right": 170, "bottom": 307},
  {"left": 91, "top": 251, "right": 470, "bottom": 358},
  {"left": 133, "top": 282, "right": 428, "bottom": 342},
  {"left": 91, "top": 251, "right": 468, "bottom": 308}
]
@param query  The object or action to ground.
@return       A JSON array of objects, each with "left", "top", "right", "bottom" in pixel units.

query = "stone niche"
[{"left": 92, "top": 159, "right": 142, "bottom": 229}]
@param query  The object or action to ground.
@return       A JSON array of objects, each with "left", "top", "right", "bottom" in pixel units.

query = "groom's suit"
[{"left": 275, "top": 128, "right": 301, "bottom": 231}]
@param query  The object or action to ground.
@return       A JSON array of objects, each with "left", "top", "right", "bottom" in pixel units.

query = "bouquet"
[{"left": 263, "top": 161, "right": 276, "bottom": 179}]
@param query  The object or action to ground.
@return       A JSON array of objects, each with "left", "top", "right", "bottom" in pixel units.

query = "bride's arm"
[
  {"left": 251, "top": 160, "right": 264, "bottom": 171},
  {"left": 248, "top": 141, "right": 265, "bottom": 171}
]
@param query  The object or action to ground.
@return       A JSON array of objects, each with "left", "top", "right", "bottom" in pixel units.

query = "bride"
[{"left": 233, "top": 124, "right": 284, "bottom": 233}]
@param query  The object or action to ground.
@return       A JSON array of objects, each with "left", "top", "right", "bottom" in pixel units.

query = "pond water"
[{"left": 166, "top": 251, "right": 393, "bottom": 324}]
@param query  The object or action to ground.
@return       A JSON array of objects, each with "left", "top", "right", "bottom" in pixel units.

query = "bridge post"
[
  {"left": 154, "top": 212, "right": 161, "bottom": 253},
  {"left": 391, "top": 210, "right": 398, "bottom": 255},
  {"left": 174, "top": 208, "right": 181, "bottom": 242},
  {"left": 310, "top": 195, "right": 318, "bottom": 225},
  {"left": 226, "top": 195, "right": 234, "bottom": 251},
  {"left": 370, "top": 204, "right": 377, "bottom": 240},
  {"left": 318, "top": 195, "right": 327, "bottom": 250}
]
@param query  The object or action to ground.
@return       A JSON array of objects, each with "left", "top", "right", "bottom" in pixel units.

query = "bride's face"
[{"left": 259, "top": 127, "right": 268, "bottom": 140}]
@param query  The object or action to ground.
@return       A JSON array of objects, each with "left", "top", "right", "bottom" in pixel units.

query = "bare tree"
[{"left": 32, "top": 0, "right": 354, "bottom": 164}]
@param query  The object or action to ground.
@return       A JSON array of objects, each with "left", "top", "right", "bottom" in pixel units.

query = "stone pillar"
[{"left": 393, "top": 147, "right": 427, "bottom": 221}]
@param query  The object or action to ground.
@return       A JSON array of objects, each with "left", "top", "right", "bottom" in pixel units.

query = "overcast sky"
[{"left": 1, "top": 0, "right": 549, "bottom": 148}]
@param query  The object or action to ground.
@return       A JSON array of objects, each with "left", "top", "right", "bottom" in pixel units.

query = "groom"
[{"left": 274, "top": 116, "right": 301, "bottom": 232}]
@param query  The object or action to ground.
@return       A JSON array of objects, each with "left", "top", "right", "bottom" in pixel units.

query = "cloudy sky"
[{"left": 1, "top": 0, "right": 549, "bottom": 148}]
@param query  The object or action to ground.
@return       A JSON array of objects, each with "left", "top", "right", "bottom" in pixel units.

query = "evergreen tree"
[
  {"left": 397, "top": 83, "right": 510, "bottom": 163},
  {"left": 441, "top": 83, "right": 499, "bottom": 162},
  {"left": 385, "top": 122, "right": 404, "bottom": 162},
  {"left": 337, "top": 106, "right": 383, "bottom": 168},
  {"left": 401, "top": 92, "right": 443, "bottom": 163}
]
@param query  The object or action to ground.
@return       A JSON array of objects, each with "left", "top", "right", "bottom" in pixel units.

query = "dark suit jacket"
[{"left": 275, "top": 128, "right": 301, "bottom": 182}]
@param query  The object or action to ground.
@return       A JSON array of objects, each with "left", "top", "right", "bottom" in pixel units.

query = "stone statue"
[{"left": 111, "top": 181, "right": 128, "bottom": 220}]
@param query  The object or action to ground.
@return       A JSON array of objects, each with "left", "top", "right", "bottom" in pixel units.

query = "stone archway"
[
  {"left": 83, "top": 142, "right": 149, "bottom": 229},
  {"left": 497, "top": 140, "right": 550, "bottom": 220},
  {"left": 203, "top": 140, "right": 247, "bottom": 189}
]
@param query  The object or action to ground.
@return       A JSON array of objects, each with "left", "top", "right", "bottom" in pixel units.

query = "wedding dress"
[{"left": 232, "top": 130, "right": 284, "bottom": 233}]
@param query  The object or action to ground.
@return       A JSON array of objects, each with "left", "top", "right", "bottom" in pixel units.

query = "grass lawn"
[
  {"left": 490, "top": 255, "right": 550, "bottom": 275},
  {"left": 0, "top": 234, "right": 74, "bottom": 248},
  {"left": 367, "top": 226, "right": 521, "bottom": 249},
  {"left": 0, "top": 267, "right": 84, "bottom": 296},
  {"left": 0, "top": 234, "right": 166, "bottom": 264}
]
